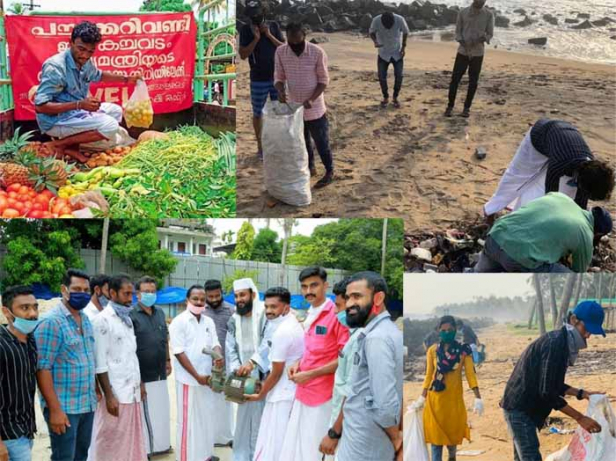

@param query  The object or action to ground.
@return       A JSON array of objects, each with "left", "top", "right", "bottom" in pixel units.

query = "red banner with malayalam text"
[{"left": 5, "top": 13, "right": 196, "bottom": 120}]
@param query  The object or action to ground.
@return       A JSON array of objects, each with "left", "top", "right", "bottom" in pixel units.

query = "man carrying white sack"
[
  {"left": 484, "top": 118, "right": 614, "bottom": 220},
  {"left": 244, "top": 287, "right": 304, "bottom": 461},
  {"left": 169, "top": 285, "right": 224, "bottom": 461},
  {"left": 226, "top": 278, "right": 270, "bottom": 461}
]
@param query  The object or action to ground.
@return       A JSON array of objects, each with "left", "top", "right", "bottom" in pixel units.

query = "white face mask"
[{"left": 267, "top": 314, "right": 286, "bottom": 327}]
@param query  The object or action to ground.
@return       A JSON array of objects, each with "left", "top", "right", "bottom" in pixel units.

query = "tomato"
[
  {"left": 0, "top": 190, "right": 7, "bottom": 196},
  {"left": 2, "top": 208, "right": 20, "bottom": 218},
  {"left": 28, "top": 190, "right": 37, "bottom": 199},
  {"left": 52, "top": 199, "right": 69, "bottom": 215},
  {"left": 6, "top": 183, "right": 21, "bottom": 193},
  {"left": 27, "top": 210, "right": 44, "bottom": 219},
  {"left": 59, "top": 206, "right": 73, "bottom": 216},
  {"left": 8, "top": 191, "right": 18, "bottom": 199},
  {"left": 31, "top": 202, "right": 45, "bottom": 212},
  {"left": 41, "top": 211, "right": 54, "bottom": 219},
  {"left": 40, "top": 189, "right": 55, "bottom": 200},
  {"left": 12, "top": 202, "right": 25, "bottom": 215},
  {"left": 18, "top": 185, "right": 30, "bottom": 195},
  {"left": 0, "top": 196, "right": 7, "bottom": 211}
]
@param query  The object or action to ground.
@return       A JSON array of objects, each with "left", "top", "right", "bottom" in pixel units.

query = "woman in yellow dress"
[{"left": 416, "top": 316, "right": 484, "bottom": 461}]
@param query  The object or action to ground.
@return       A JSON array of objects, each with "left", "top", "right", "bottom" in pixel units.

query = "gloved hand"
[
  {"left": 473, "top": 398, "right": 484, "bottom": 416},
  {"left": 410, "top": 395, "right": 426, "bottom": 410}
]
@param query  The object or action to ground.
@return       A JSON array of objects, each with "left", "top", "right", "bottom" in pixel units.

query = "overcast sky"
[
  {"left": 210, "top": 219, "right": 339, "bottom": 240},
  {"left": 404, "top": 274, "right": 533, "bottom": 315}
]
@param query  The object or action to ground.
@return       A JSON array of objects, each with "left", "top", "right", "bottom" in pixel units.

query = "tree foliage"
[
  {"left": 222, "top": 269, "right": 259, "bottom": 294},
  {"left": 140, "top": 0, "right": 192, "bottom": 12},
  {"left": 231, "top": 221, "right": 255, "bottom": 260},
  {"left": 251, "top": 228, "right": 282, "bottom": 263}
]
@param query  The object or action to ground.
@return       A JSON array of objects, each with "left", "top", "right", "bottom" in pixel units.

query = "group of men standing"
[{"left": 1, "top": 266, "right": 403, "bottom": 461}]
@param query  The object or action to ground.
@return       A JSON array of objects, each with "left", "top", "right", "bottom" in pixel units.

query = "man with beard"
[
  {"left": 35, "top": 269, "right": 98, "bottom": 461},
  {"left": 245, "top": 287, "right": 305, "bottom": 461},
  {"left": 83, "top": 274, "right": 110, "bottom": 320},
  {"left": 89, "top": 274, "right": 147, "bottom": 461},
  {"left": 501, "top": 301, "right": 606, "bottom": 460},
  {"left": 275, "top": 22, "right": 334, "bottom": 187},
  {"left": 226, "top": 278, "right": 268, "bottom": 461},
  {"left": 280, "top": 267, "right": 349, "bottom": 461},
  {"left": 169, "top": 285, "right": 223, "bottom": 461},
  {"left": 239, "top": 0, "right": 285, "bottom": 159},
  {"left": 444, "top": 0, "right": 494, "bottom": 118},
  {"left": 334, "top": 272, "right": 403, "bottom": 461},
  {"left": 204, "top": 279, "right": 236, "bottom": 447}
]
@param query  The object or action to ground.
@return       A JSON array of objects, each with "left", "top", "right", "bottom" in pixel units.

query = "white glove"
[
  {"left": 473, "top": 398, "right": 484, "bottom": 416},
  {"left": 410, "top": 396, "right": 426, "bottom": 410}
]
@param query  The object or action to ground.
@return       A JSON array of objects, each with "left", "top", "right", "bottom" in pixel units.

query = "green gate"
[{"left": 0, "top": 13, "right": 14, "bottom": 113}]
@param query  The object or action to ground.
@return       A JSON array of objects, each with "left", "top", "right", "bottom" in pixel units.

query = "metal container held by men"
[{"left": 224, "top": 373, "right": 262, "bottom": 404}]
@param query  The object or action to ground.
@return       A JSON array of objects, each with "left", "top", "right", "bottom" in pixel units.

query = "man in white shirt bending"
[
  {"left": 245, "top": 287, "right": 305, "bottom": 461},
  {"left": 169, "top": 284, "right": 224, "bottom": 461}
]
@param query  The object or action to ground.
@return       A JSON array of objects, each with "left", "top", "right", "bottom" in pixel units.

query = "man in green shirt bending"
[{"left": 474, "top": 193, "right": 612, "bottom": 272}]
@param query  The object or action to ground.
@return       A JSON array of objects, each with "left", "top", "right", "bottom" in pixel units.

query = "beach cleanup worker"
[
  {"left": 475, "top": 193, "right": 613, "bottom": 273},
  {"left": 83, "top": 274, "right": 110, "bottom": 321},
  {"left": 456, "top": 319, "right": 480, "bottom": 362},
  {"left": 369, "top": 12, "right": 409, "bottom": 109},
  {"left": 0, "top": 286, "right": 39, "bottom": 461},
  {"left": 226, "top": 278, "right": 268, "bottom": 461},
  {"left": 129, "top": 276, "right": 172, "bottom": 456},
  {"left": 500, "top": 301, "right": 607, "bottom": 461},
  {"left": 411, "top": 315, "right": 483, "bottom": 461},
  {"left": 89, "top": 275, "right": 147, "bottom": 461},
  {"left": 169, "top": 285, "right": 223, "bottom": 461},
  {"left": 275, "top": 22, "right": 334, "bottom": 187},
  {"left": 203, "top": 279, "right": 236, "bottom": 447},
  {"left": 34, "top": 21, "right": 141, "bottom": 163},
  {"left": 329, "top": 272, "right": 403, "bottom": 461},
  {"left": 484, "top": 118, "right": 615, "bottom": 218},
  {"left": 246, "top": 287, "right": 304, "bottom": 461},
  {"left": 444, "top": 0, "right": 494, "bottom": 118},
  {"left": 280, "top": 267, "right": 349, "bottom": 460},
  {"left": 34, "top": 269, "right": 98, "bottom": 461},
  {"left": 239, "top": 0, "right": 285, "bottom": 159}
]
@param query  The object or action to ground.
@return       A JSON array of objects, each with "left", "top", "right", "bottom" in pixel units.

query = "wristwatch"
[
  {"left": 327, "top": 428, "right": 342, "bottom": 440},
  {"left": 576, "top": 388, "right": 585, "bottom": 400}
]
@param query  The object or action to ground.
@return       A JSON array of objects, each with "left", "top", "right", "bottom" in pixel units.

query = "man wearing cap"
[
  {"left": 501, "top": 301, "right": 607, "bottom": 460},
  {"left": 226, "top": 278, "right": 269, "bottom": 461},
  {"left": 475, "top": 192, "right": 613, "bottom": 273},
  {"left": 239, "top": 0, "right": 285, "bottom": 159}
]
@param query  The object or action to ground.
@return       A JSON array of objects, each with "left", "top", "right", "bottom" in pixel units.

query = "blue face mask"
[
  {"left": 140, "top": 292, "right": 157, "bottom": 308},
  {"left": 68, "top": 292, "right": 91, "bottom": 311},
  {"left": 99, "top": 295, "right": 110, "bottom": 308},
  {"left": 336, "top": 310, "right": 348, "bottom": 327},
  {"left": 13, "top": 317, "right": 40, "bottom": 335}
]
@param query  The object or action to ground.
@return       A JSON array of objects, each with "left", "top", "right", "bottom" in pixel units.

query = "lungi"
[
  {"left": 176, "top": 383, "right": 216, "bottom": 461},
  {"left": 279, "top": 399, "right": 334, "bottom": 461},
  {"left": 254, "top": 400, "right": 293, "bottom": 461},
  {"left": 141, "top": 379, "right": 171, "bottom": 455}
]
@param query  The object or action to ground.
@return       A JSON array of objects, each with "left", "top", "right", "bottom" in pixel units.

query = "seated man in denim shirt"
[{"left": 34, "top": 21, "right": 141, "bottom": 162}]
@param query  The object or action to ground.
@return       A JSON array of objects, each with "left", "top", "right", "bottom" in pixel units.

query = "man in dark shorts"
[{"left": 239, "top": 0, "right": 285, "bottom": 158}]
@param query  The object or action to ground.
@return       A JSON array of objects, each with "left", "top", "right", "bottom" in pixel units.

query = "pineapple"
[
  {"left": 0, "top": 162, "right": 31, "bottom": 188},
  {"left": 14, "top": 151, "right": 72, "bottom": 193},
  {"left": 0, "top": 127, "right": 36, "bottom": 162},
  {"left": 0, "top": 127, "right": 38, "bottom": 188}
]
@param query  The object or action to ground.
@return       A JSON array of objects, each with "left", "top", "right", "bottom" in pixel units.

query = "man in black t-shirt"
[{"left": 239, "top": 0, "right": 285, "bottom": 158}]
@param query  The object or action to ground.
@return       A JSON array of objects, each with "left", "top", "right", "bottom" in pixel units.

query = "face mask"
[
  {"left": 187, "top": 302, "right": 205, "bottom": 315},
  {"left": 140, "top": 293, "right": 157, "bottom": 308},
  {"left": 336, "top": 310, "right": 348, "bottom": 327},
  {"left": 68, "top": 292, "right": 91, "bottom": 311},
  {"left": 565, "top": 323, "right": 587, "bottom": 366},
  {"left": 6, "top": 310, "right": 40, "bottom": 335},
  {"left": 289, "top": 41, "right": 306, "bottom": 56},
  {"left": 236, "top": 299, "right": 253, "bottom": 316},
  {"left": 268, "top": 314, "right": 286, "bottom": 327},
  {"left": 439, "top": 330, "right": 456, "bottom": 343},
  {"left": 99, "top": 295, "right": 110, "bottom": 308}
]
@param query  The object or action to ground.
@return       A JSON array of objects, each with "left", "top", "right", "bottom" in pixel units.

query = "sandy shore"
[
  {"left": 403, "top": 324, "right": 616, "bottom": 460},
  {"left": 236, "top": 32, "right": 616, "bottom": 229}
]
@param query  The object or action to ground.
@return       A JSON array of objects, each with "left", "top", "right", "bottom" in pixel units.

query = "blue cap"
[{"left": 573, "top": 301, "right": 606, "bottom": 337}]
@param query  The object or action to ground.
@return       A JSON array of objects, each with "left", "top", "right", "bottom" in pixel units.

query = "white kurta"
[
  {"left": 484, "top": 129, "right": 577, "bottom": 215},
  {"left": 141, "top": 380, "right": 171, "bottom": 455},
  {"left": 279, "top": 399, "right": 334, "bottom": 461}
]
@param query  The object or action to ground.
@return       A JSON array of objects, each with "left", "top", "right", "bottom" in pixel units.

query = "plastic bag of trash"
[
  {"left": 546, "top": 394, "right": 616, "bottom": 461},
  {"left": 262, "top": 100, "right": 311, "bottom": 207},
  {"left": 124, "top": 79, "right": 153, "bottom": 128},
  {"left": 403, "top": 405, "right": 430, "bottom": 461}
]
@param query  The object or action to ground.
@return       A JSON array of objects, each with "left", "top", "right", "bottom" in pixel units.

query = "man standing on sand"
[
  {"left": 204, "top": 279, "right": 236, "bottom": 447},
  {"left": 475, "top": 192, "right": 613, "bottom": 273},
  {"left": 444, "top": 0, "right": 494, "bottom": 118},
  {"left": 34, "top": 21, "right": 141, "bottom": 162},
  {"left": 275, "top": 22, "right": 334, "bottom": 188},
  {"left": 369, "top": 12, "right": 409, "bottom": 109},
  {"left": 279, "top": 267, "right": 349, "bottom": 461},
  {"left": 239, "top": 0, "right": 285, "bottom": 159},
  {"left": 501, "top": 301, "right": 607, "bottom": 460}
]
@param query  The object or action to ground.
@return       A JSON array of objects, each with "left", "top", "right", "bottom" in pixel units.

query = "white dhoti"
[
  {"left": 176, "top": 383, "right": 216, "bottom": 461},
  {"left": 141, "top": 380, "right": 171, "bottom": 455},
  {"left": 254, "top": 400, "right": 294, "bottom": 461},
  {"left": 234, "top": 399, "right": 266, "bottom": 461},
  {"left": 212, "top": 391, "right": 235, "bottom": 445},
  {"left": 484, "top": 129, "right": 577, "bottom": 215},
  {"left": 279, "top": 399, "right": 334, "bottom": 461}
]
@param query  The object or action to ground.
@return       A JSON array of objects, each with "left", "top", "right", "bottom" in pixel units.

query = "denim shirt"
[
  {"left": 34, "top": 50, "right": 102, "bottom": 132},
  {"left": 336, "top": 311, "right": 403, "bottom": 461}
]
